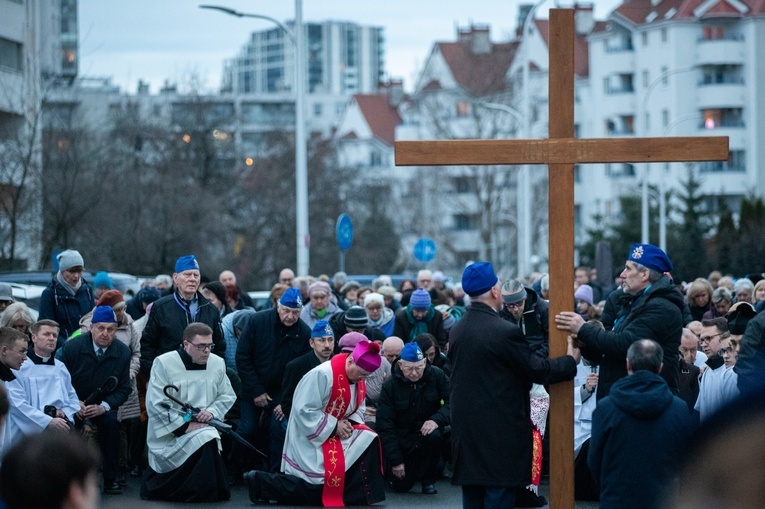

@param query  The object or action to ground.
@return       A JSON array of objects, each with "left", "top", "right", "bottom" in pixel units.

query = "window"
[
  {"left": 661, "top": 66, "right": 668, "bottom": 86},
  {"left": 455, "top": 102, "right": 470, "bottom": 117},
  {"left": 701, "top": 108, "right": 744, "bottom": 129},
  {"left": 642, "top": 32, "right": 648, "bottom": 46},
  {"left": 453, "top": 214, "right": 477, "bottom": 231},
  {"left": 661, "top": 28, "right": 667, "bottom": 43},
  {"left": 0, "top": 37, "right": 23, "bottom": 72},
  {"left": 370, "top": 151, "right": 382, "bottom": 167},
  {"left": 662, "top": 109, "right": 669, "bottom": 128},
  {"left": 313, "top": 103, "right": 323, "bottom": 117},
  {"left": 642, "top": 70, "right": 649, "bottom": 89},
  {"left": 453, "top": 176, "right": 473, "bottom": 193},
  {"left": 699, "top": 150, "right": 745, "bottom": 172}
]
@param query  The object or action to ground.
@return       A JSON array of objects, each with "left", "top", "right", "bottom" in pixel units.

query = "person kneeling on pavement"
[{"left": 376, "top": 342, "right": 450, "bottom": 495}]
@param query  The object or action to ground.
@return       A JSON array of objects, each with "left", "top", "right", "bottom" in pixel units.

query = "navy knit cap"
[
  {"left": 279, "top": 287, "right": 303, "bottom": 309},
  {"left": 312, "top": 320, "right": 334, "bottom": 338},
  {"left": 175, "top": 255, "right": 199, "bottom": 273},
  {"left": 627, "top": 243, "right": 672, "bottom": 273},
  {"left": 400, "top": 343, "right": 424, "bottom": 362},
  {"left": 461, "top": 262, "right": 499, "bottom": 297},
  {"left": 344, "top": 306, "right": 368, "bottom": 329},
  {"left": 92, "top": 305, "right": 117, "bottom": 324},
  {"left": 409, "top": 289, "right": 431, "bottom": 310}
]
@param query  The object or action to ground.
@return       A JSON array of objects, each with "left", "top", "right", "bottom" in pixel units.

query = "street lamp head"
[{"left": 199, "top": 5, "right": 244, "bottom": 17}]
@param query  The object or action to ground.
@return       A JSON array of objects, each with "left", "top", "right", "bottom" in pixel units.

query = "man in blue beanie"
[
  {"left": 140, "top": 255, "right": 226, "bottom": 377},
  {"left": 235, "top": 287, "right": 311, "bottom": 473},
  {"left": 58, "top": 305, "right": 132, "bottom": 495},
  {"left": 556, "top": 243, "right": 684, "bottom": 400},
  {"left": 377, "top": 342, "right": 450, "bottom": 495},
  {"left": 393, "top": 288, "right": 447, "bottom": 348}
]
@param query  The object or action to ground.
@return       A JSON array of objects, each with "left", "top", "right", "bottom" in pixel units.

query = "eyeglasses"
[
  {"left": 189, "top": 342, "right": 214, "bottom": 352},
  {"left": 718, "top": 347, "right": 732, "bottom": 355},
  {"left": 12, "top": 348, "right": 28, "bottom": 356},
  {"left": 505, "top": 301, "right": 525, "bottom": 309},
  {"left": 401, "top": 364, "right": 426, "bottom": 374},
  {"left": 699, "top": 333, "right": 723, "bottom": 344}
]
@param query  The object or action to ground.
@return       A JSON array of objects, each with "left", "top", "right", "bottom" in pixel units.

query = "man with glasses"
[
  {"left": 245, "top": 338, "right": 385, "bottom": 506},
  {"left": 142, "top": 323, "right": 235, "bottom": 502},
  {"left": 377, "top": 343, "right": 450, "bottom": 495},
  {"left": 58, "top": 306, "right": 131, "bottom": 495},
  {"left": 500, "top": 279, "right": 550, "bottom": 357},
  {"left": 235, "top": 288, "right": 311, "bottom": 471},
  {"left": 268, "top": 320, "right": 335, "bottom": 472},
  {"left": 694, "top": 317, "right": 739, "bottom": 421}
]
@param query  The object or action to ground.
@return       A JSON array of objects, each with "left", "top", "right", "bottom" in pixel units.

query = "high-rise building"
[{"left": 222, "top": 20, "right": 384, "bottom": 95}]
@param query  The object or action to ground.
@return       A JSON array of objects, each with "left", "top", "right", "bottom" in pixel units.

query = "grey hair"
[
  {"left": 632, "top": 262, "right": 663, "bottom": 283},
  {"left": 627, "top": 339, "right": 663, "bottom": 373}
]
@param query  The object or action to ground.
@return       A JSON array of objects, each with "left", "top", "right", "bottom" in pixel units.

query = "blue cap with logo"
[
  {"left": 312, "top": 320, "right": 334, "bottom": 338},
  {"left": 175, "top": 255, "right": 200, "bottom": 273},
  {"left": 399, "top": 343, "right": 424, "bottom": 362},
  {"left": 279, "top": 287, "right": 304, "bottom": 309},
  {"left": 627, "top": 243, "right": 672, "bottom": 273}
]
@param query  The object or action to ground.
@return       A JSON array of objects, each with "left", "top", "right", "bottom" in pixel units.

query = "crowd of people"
[{"left": 0, "top": 244, "right": 763, "bottom": 508}]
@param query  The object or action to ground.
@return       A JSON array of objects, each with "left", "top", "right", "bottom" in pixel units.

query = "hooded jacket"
[
  {"left": 588, "top": 370, "right": 692, "bottom": 509},
  {"left": 499, "top": 287, "right": 549, "bottom": 357},
  {"left": 578, "top": 275, "right": 684, "bottom": 399}
]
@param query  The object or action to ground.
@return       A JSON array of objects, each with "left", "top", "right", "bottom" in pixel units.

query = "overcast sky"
[{"left": 77, "top": 0, "right": 621, "bottom": 94}]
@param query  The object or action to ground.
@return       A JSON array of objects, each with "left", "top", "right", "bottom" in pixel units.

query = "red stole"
[{"left": 321, "top": 354, "right": 366, "bottom": 507}]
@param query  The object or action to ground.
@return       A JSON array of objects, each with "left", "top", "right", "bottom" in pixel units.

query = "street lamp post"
[
  {"left": 200, "top": 2, "right": 309, "bottom": 276},
  {"left": 638, "top": 65, "right": 698, "bottom": 244}
]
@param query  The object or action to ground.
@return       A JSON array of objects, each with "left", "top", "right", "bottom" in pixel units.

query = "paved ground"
[{"left": 102, "top": 475, "right": 600, "bottom": 508}]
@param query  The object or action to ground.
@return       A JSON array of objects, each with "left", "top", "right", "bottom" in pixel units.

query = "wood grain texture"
[
  {"left": 394, "top": 137, "right": 729, "bottom": 166},
  {"left": 548, "top": 10, "right": 576, "bottom": 509}
]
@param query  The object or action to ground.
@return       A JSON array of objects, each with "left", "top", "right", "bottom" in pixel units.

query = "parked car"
[
  {"left": 345, "top": 274, "right": 415, "bottom": 289},
  {"left": 9, "top": 283, "right": 46, "bottom": 320},
  {"left": 0, "top": 271, "right": 142, "bottom": 297},
  {"left": 247, "top": 291, "right": 272, "bottom": 311}
]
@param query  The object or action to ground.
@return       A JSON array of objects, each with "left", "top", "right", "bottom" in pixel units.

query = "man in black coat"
[
  {"left": 377, "top": 343, "right": 450, "bottom": 495},
  {"left": 556, "top": 243, "right": 683, "bottom": 400},
  {"left": 449, "top": 262, "right": 578, "bottom": 508},
  {"left": 235, "top": 288, "right": 311, "bottom": 469},
  {"left": 58, "top": 306, "right": 132, "bottom": 495},
  {"left": 268, "top": 319, "right": 334, "bottom": 471},
  {"left": 393, "top": 289, "right": 447, "bottom": 348},
  {"left": 140, "top": 255, "right": 225, "bottom": 375},
  {"left": 499, "top": 279, "right": 549, "bottom": 357},
  {"left": 588, "top": 339, "right": 691, "bottom": 509},
  {"left": 735, "top": 308, "right": 765, "bottom": 397}
]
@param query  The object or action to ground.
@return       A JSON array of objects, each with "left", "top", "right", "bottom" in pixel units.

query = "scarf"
[
  {"left": 404, "top": 305, "right": 434, "bottom": 341},
  {"left": 56, "top": 271, "right": 82, "bottom": 296}
]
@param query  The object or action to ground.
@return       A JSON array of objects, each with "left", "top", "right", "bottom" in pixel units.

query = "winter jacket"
[
  {"left": 499, "top": 287, "right": 549, "bottom": 357},
  {"left": 39, "top": 278, "right": 94, "bottom": 347},
  {"left": 376, "top": 363, "right": 450, "bottom": 467},
  {"left": 578, "top": 275, "right": 684, "bottom": 400},
  {"left": 734, "top": 310, "right": 765, "bottom": 397},
  {"left": 139, "top": 291, "right": 224, "bottom": 375},
  {"left": 393, "top": 305, "right": 447, "bottom": 348},
  {"left": 235, "top": 307, "right": 311, "bottom": 401},
  {"left": 588, "top": 370, "right": 692, "bottom": 509}
]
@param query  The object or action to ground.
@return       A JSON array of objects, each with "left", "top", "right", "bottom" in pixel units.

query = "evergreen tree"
[
  {"left": 711, "top": 199, "right": 736, "bottom": 274},
  {"left": 736, "top": 194, "right": 765, "bottom": 276},
  {"left": 667, "top": 167, "right": 709, "bottom": 282}
]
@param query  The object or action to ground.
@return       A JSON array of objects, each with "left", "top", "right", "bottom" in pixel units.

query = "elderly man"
[
  {"left": 588, "top": 340, "right": 691, "bottom": 509},
  {"left": 219, "top": 270, "right": 255, "bottom": 309},
  {"left": 417, "top": 270, "right": 433, "bottom": 291},
  {"left": 678, "top": 328, "right": 701, "bottom": 413},
  {"left": 235, "top": 288, "right": 311, "bottom": 470},
  {"left": 39, "top": 249, "right": 94, "bottom": 347},
  {"left": 695, "top": 317, "right": 739, "bottom": 421},
  {"left": 449, "top": 262, "right": 578, "bottom": 508},
  {"left": 300, "top": 282, "right": 341, "bottom": 329},
  {"left": 7, "top": 320, "right": 80, "bottom": 439},
  {"left": 377, "top": 343, "right": 450, "bottom": 495},
  {"left": 382, "top": 336, "right": 405, "bottom": 365},
  {"left": 393, "top": 289, "right": 446, "bottom": 348},
  {"left": 142, "top": 323, "right": 236, "bottom": 502},
  {"left": 500, "top": 279, "right": 549, "bottom": 357},
  {"left": 58, "top": 306, "right": 132, "bottom": 495},
  {"left": 278, "top": 268, "right": 295, "bottom": 287},
  {"left": 140, "top": 255, "right": 225, "bottom": 376},
  {"left": 245, "top": 340, "right": 385, "bottom": 506},
  {"left": 556, "top": 243, "right": 684, "bottom": 400},
  {"left": 269, "top": 320, "right": 336, "bottom": 471}
]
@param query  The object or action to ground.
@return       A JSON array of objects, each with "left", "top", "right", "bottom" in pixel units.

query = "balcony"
[
  {"left": 695, "top": 37, "right": 745, "bottom": 65},
  {"left": 696, "top": 80, "right": 745, "bottom": 109}
]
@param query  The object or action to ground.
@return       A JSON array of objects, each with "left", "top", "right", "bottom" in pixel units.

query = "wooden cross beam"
[{"left": 395, "top": 9, "right": 728, "bottom": 509}]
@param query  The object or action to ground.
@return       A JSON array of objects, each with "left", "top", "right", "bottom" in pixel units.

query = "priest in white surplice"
[
  {"left": 141, "top": 323, "right": 236, "bottom": 502},
  {"left": 245, "top": 335, "right": 386, "bottom": 507},
  {"left": 6, "top": 320, "right": 80, "bottom": 441}
]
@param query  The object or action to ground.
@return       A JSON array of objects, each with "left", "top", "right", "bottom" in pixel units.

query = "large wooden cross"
[{"left": 395, "top": 9, "right": 728, "bottom": 509}]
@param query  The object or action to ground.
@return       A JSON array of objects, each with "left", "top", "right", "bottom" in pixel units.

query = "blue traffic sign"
[
  {"left": 413, "top": 238, "right": 437, "bottom": 262},
  {"left": 336, "top": 214, "right": 353, "bottom": 251}
]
